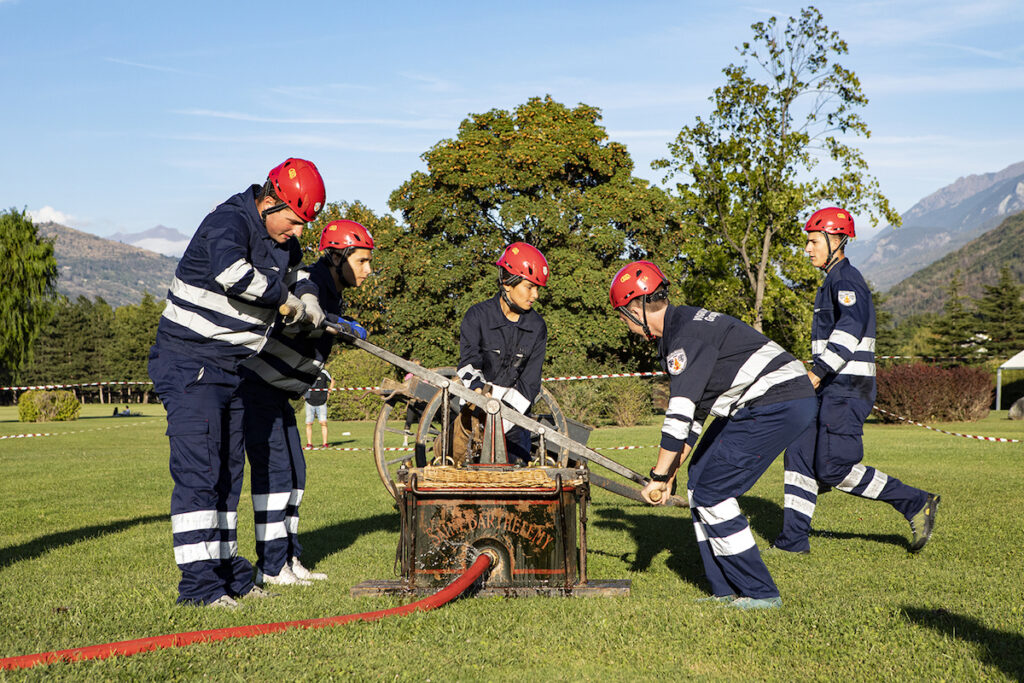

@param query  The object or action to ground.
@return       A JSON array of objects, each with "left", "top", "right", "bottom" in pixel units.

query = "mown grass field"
[{"left": 1, "top": 403, "right": 1022, "bottom": 681}]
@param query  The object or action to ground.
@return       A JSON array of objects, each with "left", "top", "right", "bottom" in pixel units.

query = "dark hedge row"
[{"left": 876, "top": 364, "right": 993, "bottom": 423}]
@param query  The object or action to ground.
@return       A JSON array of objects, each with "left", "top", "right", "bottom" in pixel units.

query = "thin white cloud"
[
  {"left": 866, "top": 66, "right": 1024, "bottom": 95},
  {"left": 266, "top": 83, "right": 377, "bottom": 103},
  {"left": 132, "top": 237, "right": 189, "bottom": 258},
  {"left": 104, "top": 57, "right": 189, "bottom": 75},
  {"left": 165, "top": 132, "right": 427, "bottom": 155},
  {"left": 174, "top": 108, "right": 453, "bottom": 130},
  {"left": 922, "top": 41, "right": 1024, "bottom": 65},
  {"left": 742, "top": 1, "right": 1020, "bottom": 50},
  {"left": 607, "top": 129, "right": 679, "bottom": 140},
  {"left": 28, "top": 206, "right": 73, "bottom": 225},
  {"left": 399, "top": 72, "right": 459, "bottom": 93}
]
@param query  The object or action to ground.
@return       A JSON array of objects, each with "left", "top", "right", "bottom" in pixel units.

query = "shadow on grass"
[
  {"left": 299, "top": 513, "right": 399, "bottom": 567},
  {"left": 740, "top": 494, "right": 910, "bottom": 551},
  {"left": 902, "top": 607, "right": 1024, "bottom": 681},
  {"left": 591, "top": 505, "right": 705, "bottom": 589},
  {"left": 0, "top": 514, "right": 166, "bottom": 569}
]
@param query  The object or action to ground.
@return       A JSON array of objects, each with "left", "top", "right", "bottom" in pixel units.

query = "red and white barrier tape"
[
  {"left": 873, "top": 407, "right": 1020, "bottom": 443},
  {"left": 0, "top": 356, "right": 996, "bottom": 393},
  {"left": 0, "top": 422, "right": 149, "bottom": 441},
  {"left": 305, "top": 443, "right": 658, "bottom": 453},
  {"left": 1, "top": 380, "right": 153, "bottom": 391}
]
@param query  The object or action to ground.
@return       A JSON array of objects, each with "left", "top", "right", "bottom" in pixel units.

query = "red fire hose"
[{"left": 1, "top": 553, "right": 492, "bottom": 671}]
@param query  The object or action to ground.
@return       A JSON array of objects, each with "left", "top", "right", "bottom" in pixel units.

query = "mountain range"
[
  {"left": 847, "top": 161, "right": 1024, "bottom": 290},
  {"left": 108, "top": 225, "right": 191, "bottom": 257},
  {"left": 882, "top": 212, "right": 1024, "bottom": 321},
  {"left": 36, "top": 222, "right": 177, "bottom": 308}
]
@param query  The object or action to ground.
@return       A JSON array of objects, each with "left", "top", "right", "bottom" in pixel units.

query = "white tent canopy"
[{"left": 996, "top": 349, "right": 1024, "bottom": 410}]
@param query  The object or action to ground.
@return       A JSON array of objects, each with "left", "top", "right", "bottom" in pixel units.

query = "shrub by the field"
[
  {"left": 876, "top": 364, "right": 992, "bottom": 422},
  {"left": 325, "top": 348, "right": 393, "bottom": 421},
  {"left": 601, "top": 377, "right": 653, "bottom": 427},
  {"left": 548, "top": 377, "right": 654, "bottom": 427},
  {"left": 547, "top": 380, "right": 604, "bottom": 426},
  {"left": 17, "top": 389, "right": 81, "bottom": 422}
]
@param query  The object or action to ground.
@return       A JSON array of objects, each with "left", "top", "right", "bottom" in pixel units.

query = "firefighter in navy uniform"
[
  {"left": 238, "top": 220, "right": 372, "bottom": 587},
  {"left": 148, "top": 158, "right": 327, "bottom": 608},
  {"left": 772, "top": 207, "right": 940, "bottom": 555},
  {"left": 612, "top": 261, "right": 817, "bottom": 609},
  {"left": 454, "top": 242, "right": 548, "bottom": 465}
]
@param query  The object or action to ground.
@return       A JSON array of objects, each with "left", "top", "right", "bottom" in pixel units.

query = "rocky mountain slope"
[
  {"left": 848, "top": 160, "right": 1024, "bottom": 290},
  {"left": 882, "top": 212, "right": 1024, "bottom": 321},
  {"left": 36, "top": 222, "right": 177, "bottom": 307}
]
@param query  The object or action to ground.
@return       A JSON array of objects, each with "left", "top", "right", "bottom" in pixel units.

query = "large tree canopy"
[
  {"left": 655, "top": 6, "right": 899, "bottom": 354},
  {"left": 371, "top": 95, "right": 678, "bottom": 372},
  {"left": 0, "top": 208, "right": 59, "bottom": 384}
]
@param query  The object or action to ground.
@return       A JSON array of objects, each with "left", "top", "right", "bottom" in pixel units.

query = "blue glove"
[{"left": 331, "top": 315, "right": 368, "bottom": 341}]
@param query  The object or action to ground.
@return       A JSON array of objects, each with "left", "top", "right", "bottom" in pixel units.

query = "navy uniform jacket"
[
  {"left": 239, "top": 256, "right": 345, "bottom": 399},
  {"left": 457, "top": 295, "right": 547, "bottom": 415},
  {"left": 808, "top": 258, "right": 876, "bottom": 402},
  {"left": 658, "top": 305, "right": 814, "bottom": 453},
  {"left": 155, "top": 185, "right": 315, "bottom": 370}
]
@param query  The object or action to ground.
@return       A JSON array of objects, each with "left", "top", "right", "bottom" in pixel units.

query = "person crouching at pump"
[
  {"left": 450, "top": 242, "right": 549, "bottom": 465},
  {"left": 148, "top": 157, "right": 326, "bottom": 608},
  {"left": 611, "top": 261, "right": 816, "bottom": 609},
  {"left": 238, "top": 219, "right": 373, "bottom": 587}
]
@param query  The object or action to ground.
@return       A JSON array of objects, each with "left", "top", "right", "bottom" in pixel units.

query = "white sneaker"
[
  {"left": 290, "top": 556, "right": 328, "bottom": 581},
  {"left": 255, "top": 565, "right": 312, "bottom": 586},
  {"left": 242, "top": 585, "right": 279, "bottom": 599},
  {"left": 207, "top": 595, "right": 240, "bottom": 609}
]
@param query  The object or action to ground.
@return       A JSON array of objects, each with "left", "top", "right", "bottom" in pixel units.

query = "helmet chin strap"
[
  {"left": 500, "top": 285, "right": 528, "bottom": 315},
  {"left": 620, "top": 300, "right": 656, "bottom": 340},
  {"left": 327, "top": 252, "right": 356, "bottom": 288},
  {"left": 821, "top": 235, "right": 849, "bottom": 272}
]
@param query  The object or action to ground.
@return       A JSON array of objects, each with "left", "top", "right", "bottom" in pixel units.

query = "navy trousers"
[
  {"left": 687, "top": 397, "right": 817, "bottom": 599},
  {"left": 239, "top": 380, "right": 307, "bottom": 575},
  {"left": 148, "top": 347, "right": 254, "bottom": 604},
  {"left": 774, "top": 394, "right": 930, "bottom": 553}
]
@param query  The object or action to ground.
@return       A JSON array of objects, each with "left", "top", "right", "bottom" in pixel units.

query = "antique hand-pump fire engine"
[{"left": 337, "top": 335, "right": 686, "bottom": 598}]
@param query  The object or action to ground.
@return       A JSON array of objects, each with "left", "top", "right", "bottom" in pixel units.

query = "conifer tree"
[{"left": 976, "top": 266, "right": 1024, "bottom": 360}]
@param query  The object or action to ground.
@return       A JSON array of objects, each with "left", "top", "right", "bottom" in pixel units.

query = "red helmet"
[
  {"left": 610, "top": 261, "right": 669, "bottom": 308},
  {"left": 267, "top": 158, "right": 326, "bottom": 222},
  {"left": 804, "top": 207, "right": 855, "bottom": 238},
  {"left": 319, "top": 220, "right": 375, "bottom": 251},
  {"left": 497, "top": 242, "right": 549, "bottom": 286}
]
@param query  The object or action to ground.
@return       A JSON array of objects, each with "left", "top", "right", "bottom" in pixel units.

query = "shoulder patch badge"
[
  {"left": 667, "top": 348, "right": 688, "bottom": 375},
  {"left": 838, "top": 290, "right": 857, "bottom": 306}
]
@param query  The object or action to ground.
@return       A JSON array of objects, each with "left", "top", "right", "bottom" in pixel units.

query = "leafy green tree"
[
  {"left": 932, "top": 273, "right": 981, "bottom": 363},
  {"left": 0, "top": 208, "right": 59, "bottom": 384},
  {"left": 109, "top": 293, "right": 164, "bottom": 382},
  {"left": 872, "top": 286, "right": 898, "bottom": 358},
  {"left": 975, "top": 266, "right": 1024, "bottom": 360},
  {"left": 299, "top": 200, "right": 398, "bottom": 337},
  {"left": 20, "top": 297, "right": 115, "bottom": 387},
  {"left": 379, "top": 95, "right": 678, "bottom": 372},
  {"left": 888, "top": 313, "right": 939, "bottom": 360},
  {"left": 88, "top": 297, "right": 115, "bottom": 380},
  {"left": 654, "top": 7, "right": 899, "bottom": 354}
]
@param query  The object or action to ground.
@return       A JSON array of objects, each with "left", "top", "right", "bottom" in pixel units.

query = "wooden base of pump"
[{"left": 350, "top": 465, "right": 631, "bottom": 598}]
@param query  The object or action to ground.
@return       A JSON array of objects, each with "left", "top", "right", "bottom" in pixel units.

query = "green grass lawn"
[{"left": 1, "top": 404, "right": 1023, "bottom": 680}]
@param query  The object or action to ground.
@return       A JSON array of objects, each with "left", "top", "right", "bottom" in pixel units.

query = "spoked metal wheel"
[
  {"left": 373, "top": 367, "right": 457, "bottom": 499},
  {"left": 414, "top": 380, "right": 570, "bottom": 468},
  {"left": 373, "top": 369, "right": 571, "bottom": 499}
]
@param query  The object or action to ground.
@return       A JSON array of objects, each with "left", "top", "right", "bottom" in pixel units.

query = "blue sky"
[{"left": 3, "top": 0, "right": 1023, "bottom": 245}]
